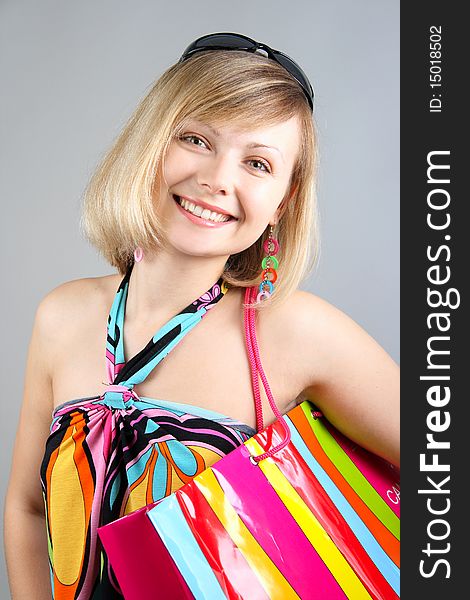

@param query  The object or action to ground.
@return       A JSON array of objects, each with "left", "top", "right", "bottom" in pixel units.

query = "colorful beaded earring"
[
  {"left": 257, "top": 224, "right": 279, "bottom": 302},
  {"left": 134, "top": 247, "right": 144, "bottom": 263}
]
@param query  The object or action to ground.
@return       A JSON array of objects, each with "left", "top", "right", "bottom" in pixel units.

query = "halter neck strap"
[{"left": 105, "top": 264, "right": 229, "bottom": 389}]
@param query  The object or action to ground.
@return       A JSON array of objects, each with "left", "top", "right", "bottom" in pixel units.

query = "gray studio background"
[{"left": 0, "top": 0, "right": 399, "bottom": 594}]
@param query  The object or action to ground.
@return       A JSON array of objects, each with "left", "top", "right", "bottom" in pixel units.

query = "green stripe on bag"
[{"left": 301, "top": 403, "right": 400, "bottom": 540}]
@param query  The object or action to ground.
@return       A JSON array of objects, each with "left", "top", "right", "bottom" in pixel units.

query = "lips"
[
  {"left": 173, "top": 194, "right": 237, "bottom": 220},
  {"left": 173, "top": 195, "right": 238, "bottom": 228}
]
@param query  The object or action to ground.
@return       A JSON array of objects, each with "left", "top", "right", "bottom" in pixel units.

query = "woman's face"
[{"left": 156, "top": 115, "right": 301, "bottom": 258}]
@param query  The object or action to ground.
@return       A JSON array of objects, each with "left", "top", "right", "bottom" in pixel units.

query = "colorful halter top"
[{"left": 39, "top": 266, "right": 258, "bottom": 599}]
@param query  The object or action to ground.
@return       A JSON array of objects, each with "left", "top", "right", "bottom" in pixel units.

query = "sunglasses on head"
[{"left": 178, "top": 32, "right": 314, "bottom": 112}]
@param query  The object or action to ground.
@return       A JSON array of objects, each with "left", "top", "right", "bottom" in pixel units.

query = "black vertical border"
[{"left": 401, "top": 4, "right": 467, "bottom": 598}]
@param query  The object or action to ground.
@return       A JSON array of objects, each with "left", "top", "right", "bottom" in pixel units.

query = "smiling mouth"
[{"left": 173, "top": 195, "right": 237, "bottom": 222}]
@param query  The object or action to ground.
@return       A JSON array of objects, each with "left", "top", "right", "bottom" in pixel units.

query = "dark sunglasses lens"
[
  {"left": 180, "top": 34, "right": 314, "bottom": 109},
  {"left": 274, "top": 53, "right": 313, "bottom": 96},
  {"left": 192, "top": 33, "right": 256, "bottom": 50}
]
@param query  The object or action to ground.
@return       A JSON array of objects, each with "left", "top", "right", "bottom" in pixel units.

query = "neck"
[{"left": 124, "top": 247, "right": 230, "bottom": 323}]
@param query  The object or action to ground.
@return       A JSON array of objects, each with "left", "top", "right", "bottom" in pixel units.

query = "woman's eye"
[
  {"left": 180, "top": 134, "right": 207, "bottom": 148},
  {"left": 248, "top": 159, "right": 271, "bottom": 173}
]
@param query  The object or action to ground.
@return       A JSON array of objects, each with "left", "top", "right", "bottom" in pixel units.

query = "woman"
[{"left": 4, "top": 33, "right": 399, "bottom": 598}]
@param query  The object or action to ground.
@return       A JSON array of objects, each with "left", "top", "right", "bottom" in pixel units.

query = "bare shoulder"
[
  {"left": 272, "top": 288, "right": 367, "bottom": 337},
  {"left": 35, "top": 273, "right": 119, "bottom": 364},
  {"left": 255, "top": 289, "right": 341, "bottom": 401},
  {"left": 260, "top": 289, "right": 362, "bottom": 378},
  {"left": 4, "top": 273, "right": 120, "bottom": 515},
  {"left": 260, "top": 288, "right": 400, "bottom": 466},
  {"left": 39, "top": 273, "right": 116, "bottom": 315},
  {"left": 261, "top": 287, "right": 348, "bottom": 332},
  {"left": 263, "top": 288, "right": 398, "bottom": 382}
]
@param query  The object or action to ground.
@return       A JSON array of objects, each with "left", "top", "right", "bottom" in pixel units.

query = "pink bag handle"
[{"left": 243, "top": 286, "right": 291, "bottom": 464}]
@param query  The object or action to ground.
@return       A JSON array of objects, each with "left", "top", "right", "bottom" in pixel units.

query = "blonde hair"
[{"left": 80, "top": 50, "right": 320, "bottom": 312}]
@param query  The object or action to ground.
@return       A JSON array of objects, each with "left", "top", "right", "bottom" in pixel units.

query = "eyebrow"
[
  {"left": 201, "top": 122, "right": 285, "bottom": 163},
  {"left": 247, "top": 143, "right": 285, "bottom": 162}
]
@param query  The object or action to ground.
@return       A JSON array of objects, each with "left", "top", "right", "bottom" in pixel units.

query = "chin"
[
  {"left": 164, "top": 235, "right": 228, "bottom": 258},
  {"left": 162, "top": 214, "right": 254, "bottom": 258}
]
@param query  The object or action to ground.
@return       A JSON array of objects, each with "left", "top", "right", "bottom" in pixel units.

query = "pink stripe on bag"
[
  {"left": 211, "top": 443, "right": 347, "bottom": 599},
  {"left": 98, "top": 502, "right": 194, "bottom": 600}
]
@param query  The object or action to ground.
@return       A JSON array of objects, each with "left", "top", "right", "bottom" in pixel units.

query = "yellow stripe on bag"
[
  {"left": 245, "top": 438, "right": 373, "bottom": 600},
  {"left": 195, "top": 468, "right": 301, "bottom": 600}
]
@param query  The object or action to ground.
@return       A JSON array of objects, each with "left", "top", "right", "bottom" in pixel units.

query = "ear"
[
  {"left": 272, "top": 181, "right": 299, "bottom": 225},
  {"left": 270, "top": 207, "right": 282, "bottom": 227},
  {"left": 270, "top": 201, "right": 285, "bottom": 227}
]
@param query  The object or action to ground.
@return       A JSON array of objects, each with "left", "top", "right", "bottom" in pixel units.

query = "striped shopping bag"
[{"left": 99, "top": 400, "right": 400, "bottom": 599}]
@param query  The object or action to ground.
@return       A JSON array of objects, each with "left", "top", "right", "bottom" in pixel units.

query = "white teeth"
[{"left": 178, "top": 197, "right": 231, "bottom": 222}]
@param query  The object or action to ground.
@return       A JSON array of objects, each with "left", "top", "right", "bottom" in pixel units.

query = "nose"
[{"left": 196, "top": 154, "right": 236, "bottom": 196}]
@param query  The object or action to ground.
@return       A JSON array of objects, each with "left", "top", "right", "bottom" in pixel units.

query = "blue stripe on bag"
[
  {"left": 147, "top": 495, "right": 226, "bottom": 600},
  {"left": 287, "top": 417, "right": 400, "bottom": 595}
]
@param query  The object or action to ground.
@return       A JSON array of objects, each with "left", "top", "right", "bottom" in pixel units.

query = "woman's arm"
[
  {"left": 3, "top": 294, "right": 59, "bottom": 598},
  {"left": 287, "top": 291, "right": 400, "bottom": 468}
]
